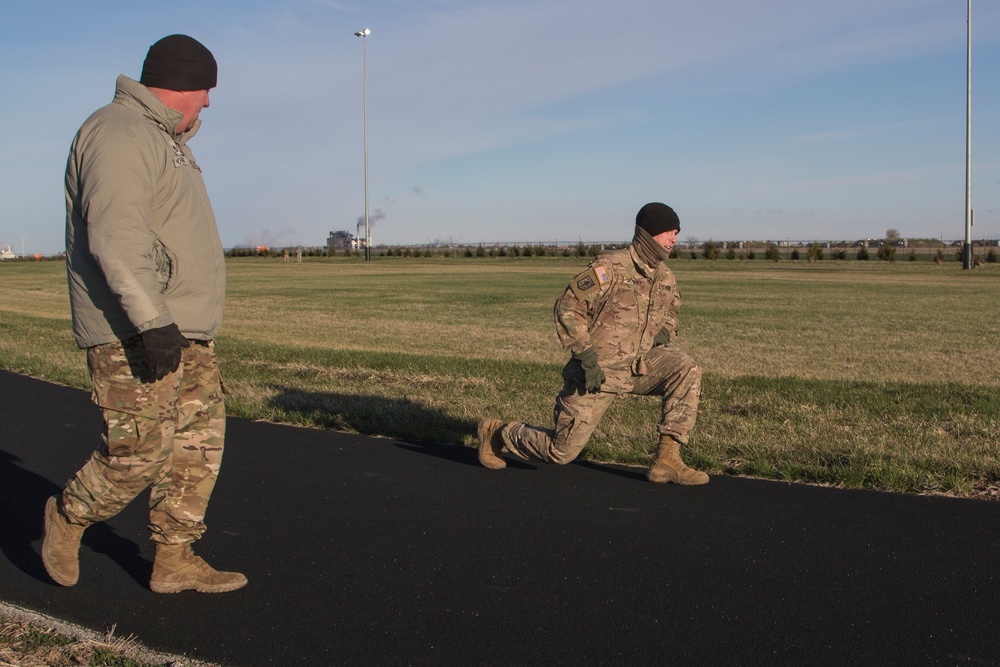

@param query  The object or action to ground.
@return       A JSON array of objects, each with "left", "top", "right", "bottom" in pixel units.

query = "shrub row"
[{"left": 222, "top": 244, "right": 999, "bottom": 263}]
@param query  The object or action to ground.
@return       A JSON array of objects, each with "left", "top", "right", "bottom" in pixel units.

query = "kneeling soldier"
[{"left": 478, "top": 202, "right": 708, "bottom": 484}]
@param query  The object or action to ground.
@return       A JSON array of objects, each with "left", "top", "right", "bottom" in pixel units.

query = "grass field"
[{"left": 1, "top": 256, "right": 997, "bottom": 498}]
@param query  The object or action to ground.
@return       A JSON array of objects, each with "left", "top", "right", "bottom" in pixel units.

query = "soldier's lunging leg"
[
  {"left": 479, "top": 386, "right": 616, "bottom": 468},
  {"left": 632, "top": 346, "right": 708, "bottom": 485}
]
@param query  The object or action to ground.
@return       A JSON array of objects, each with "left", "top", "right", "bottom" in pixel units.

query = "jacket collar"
[{"left": 112, "top": 75, "right": 200, "bottom": 143}]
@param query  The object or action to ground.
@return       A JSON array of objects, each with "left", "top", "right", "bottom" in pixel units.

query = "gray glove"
[
  {"left": 141, "top": 323, "right": 190, "bottom": 381},
  {"left": 571, "top": 347, "right": 606, "bottom": 394}
]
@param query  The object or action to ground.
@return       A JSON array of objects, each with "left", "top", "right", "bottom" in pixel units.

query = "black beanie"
[
  {"left": 140, "top": 35, "right": 217, "bottom": 91},
  {"left": 635, "top": 202, "right": 680, "bottom": 235}
]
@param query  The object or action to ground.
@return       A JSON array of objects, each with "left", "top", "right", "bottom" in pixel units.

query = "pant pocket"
[
  {"left": 91, "top": 375, "right": 161, "bottom": 420},
  {"left": 101, "top": 409, "right": 147, "bottom": 457},
  {"left": 91, "top": 376, "right": 162, "bottom": 458}
]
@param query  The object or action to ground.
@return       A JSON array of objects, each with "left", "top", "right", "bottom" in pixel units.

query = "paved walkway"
[{"left": 1, "top": 369, "right": 998, "bottom": 666}]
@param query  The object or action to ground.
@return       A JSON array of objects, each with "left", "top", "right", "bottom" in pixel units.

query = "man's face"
[
  {"left": 171, "top": 89, "right": 211, "bottom": 134},
  {"left": 652, "top": 229, "right": 678, "bottom": 254}
]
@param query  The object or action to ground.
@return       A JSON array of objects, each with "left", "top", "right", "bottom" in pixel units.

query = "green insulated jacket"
[
  {"left": 65, "top": 75, "right": 225, "bottom": 349},
  {"left": 554, "top": 245, "right": 681, "bottom": 393}
]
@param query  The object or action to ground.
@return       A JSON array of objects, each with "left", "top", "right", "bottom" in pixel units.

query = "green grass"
[{"left": 1, "top": 255, "right": 998, "bottom": 498}]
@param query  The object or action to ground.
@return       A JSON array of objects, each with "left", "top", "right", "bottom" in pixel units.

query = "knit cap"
[
  {"left": 635, "top": 202, "right": 680, "bottom": 235},
  {"left": 140, "top": 34, "right": 217, "bottom": 91}
]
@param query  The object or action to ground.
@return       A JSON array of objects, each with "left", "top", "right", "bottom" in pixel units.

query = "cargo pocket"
[
  {"left": 553, "top": 407, "right": 580, "bottom": 447},
  {"left": 91, "top": 376, "right": 161, "bottom": 458},
  {"left": 552, "top": 395, "right": 590, "bottom": 463}
]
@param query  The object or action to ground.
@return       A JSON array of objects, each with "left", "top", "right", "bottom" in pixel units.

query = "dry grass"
[
  {"left": 677, "top": 262, "right": 1000, "bottom": 386},
  {"left": 0, "top": 603, "right": 218, "bottom": 667},
  {"left": 1, "top": 256, "right": 997, "bottom": 498}
]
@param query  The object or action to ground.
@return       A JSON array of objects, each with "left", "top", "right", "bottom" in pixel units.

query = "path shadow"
[
  {"left": 0, "top": 449, "right": 150, "bottom": 587},
  {"left": 392, "top": 440, "right": 480, "bottom": 466},
  {"left": 268, "top": 386, "right": 542, "bottom": 470},
  {"left": 268, "top": 385, "right": 476, "bottom": 446},
  {"left": 269, "top": 387, "right": 675, "bottom": 475},
  {"left": 393, "top": 441, "right": 640, "bottom": 476},
  {"left": 267, "top": 387, "right": 659, "bottom": 477},
  {"left": 573, "top": 458, "right": 648, "bottom": 482},
  {"left": 392, "top": 440, "right": 538, "bottom": 470}
]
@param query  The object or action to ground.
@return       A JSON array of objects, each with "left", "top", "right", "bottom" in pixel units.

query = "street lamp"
[
  {"left": 355, "top": 27, "right": 371, "bottom": 261},
  {"left": 963, "top": 0, "right": 973, "bottom": 270}
]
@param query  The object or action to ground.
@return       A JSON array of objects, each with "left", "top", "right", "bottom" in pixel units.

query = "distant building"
[
  {"left": 0, "top": 245, "right": 15, "bottom": 260},
  {"left": 327, "top": 230, "right": 356, "bottom": 251}
]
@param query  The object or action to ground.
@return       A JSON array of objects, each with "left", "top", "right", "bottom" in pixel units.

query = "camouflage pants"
[
  {"left": 60, "top": 338, "right": 226, "bottom": 545},
  {"left": 500, "top": 346, "right": 701, "bottom": 464}
]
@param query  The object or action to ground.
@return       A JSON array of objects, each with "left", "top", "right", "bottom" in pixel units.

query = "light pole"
[
  {"left": 355, "top": 27, "right": 371, "bottom": 262},
  {"left": 963, "top": 0, "right": 973, "bottom": 270},
  {"left": 19, "top": 237, "right": 26, "bottom": 259}
]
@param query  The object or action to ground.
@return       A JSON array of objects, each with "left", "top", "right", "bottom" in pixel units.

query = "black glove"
[
  {"left": 571, "top": 347, "right": 606, "bottom": 394},
  {"left": 141, "top": 323, "right": 190, "bottom": 381},
  {"left": 653, "top": 327, "right": 673, "bottom": 347}
]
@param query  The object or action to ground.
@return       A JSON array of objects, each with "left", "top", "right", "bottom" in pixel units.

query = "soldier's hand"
[
  {"left": 141, "top": 323, "right": 190, "bottom": 381},
  {"left": 653, "top": 327, "right": 673, "bottom": 347},
  {"left": 572, "top": 347, "right": 606, "bottom": 393}
]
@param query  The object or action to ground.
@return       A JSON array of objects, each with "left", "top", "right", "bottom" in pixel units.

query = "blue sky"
[{"left": 2, "top": 0, "right": 999, "bottom": 254}]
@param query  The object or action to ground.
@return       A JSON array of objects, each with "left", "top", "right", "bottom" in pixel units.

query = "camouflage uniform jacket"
[
  {"left": 554, "top": 245, "right": 680, "bottom": 393},
  {"left": 65, "top": 75, "right": 226, "bottom": 349}
]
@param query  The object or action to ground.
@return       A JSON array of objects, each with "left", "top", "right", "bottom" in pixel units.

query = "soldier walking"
[
  {"left": 43, "top": 35, "right": 246, "bottom": 592},
  {"left": 478, "top": 202, "right": 708, "bottom": 484}
]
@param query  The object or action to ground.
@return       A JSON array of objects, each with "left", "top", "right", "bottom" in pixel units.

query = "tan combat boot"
[
  {"left": 42, "top": 496, "right": 88, "bottom": 586},
  {"left": 647, "top": 435, "right": 709, "bottom": 485},
  {"left": 477, "top": 419, "right": 507, "bottom": 470},
  {"left": 150, "top": 543, "right": 248, "bottom": 594}
]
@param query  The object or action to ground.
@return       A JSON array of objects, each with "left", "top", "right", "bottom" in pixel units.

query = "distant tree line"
[{"left": 223, "top": 240, "right": 997, "bottom": 264}]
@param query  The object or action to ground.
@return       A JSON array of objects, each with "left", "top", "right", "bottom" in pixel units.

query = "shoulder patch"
[
  {"left": 569, "top": 264, "right": 611, "bottom": 300},
  {"left": 594, "top": 265, "right": 609, "bottom": 285}
]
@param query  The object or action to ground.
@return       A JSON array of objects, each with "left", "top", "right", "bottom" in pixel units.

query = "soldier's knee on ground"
[
  {"left": 549, "top": 442, "right": 585, "bottom": 465},
  {"left": 551, "top": 452, "right": 577, "bottom": 465}
]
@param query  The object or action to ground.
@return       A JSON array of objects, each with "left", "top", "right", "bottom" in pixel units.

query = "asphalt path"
[{"left": 1, "top": 368, "right": 998, "bottom": 666}]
